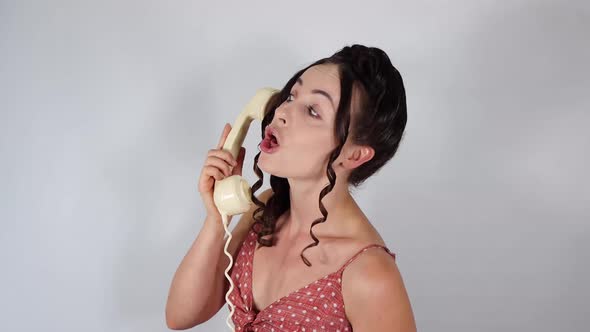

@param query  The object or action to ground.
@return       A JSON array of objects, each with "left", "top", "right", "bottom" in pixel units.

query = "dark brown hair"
[{"left": 248, "top": 44, "right": 407, "bottom": 266}]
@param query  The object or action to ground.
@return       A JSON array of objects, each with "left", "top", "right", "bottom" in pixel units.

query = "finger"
[
  {"left": 204, "top": 165, "right": 225, "bottom": 181},
  {"left": 205, "top": 156, "right": 233, "bottom": 176},
  {"left": 216, "top": 123, "right": 231, "bottom": 149},
  {"left": 208, "top": 149, "right": 237, "bottom": 167}
]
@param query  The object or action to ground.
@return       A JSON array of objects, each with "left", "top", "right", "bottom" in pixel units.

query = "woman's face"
[{"left": 258, "top": 63, "right": 342, "bottom": 180}]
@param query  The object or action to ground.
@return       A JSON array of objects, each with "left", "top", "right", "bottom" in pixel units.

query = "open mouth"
[
  {"left": 261, "top": 131, "right": 280, "bottom": 152},
  {"left": 268, "top": 134, "right": 279, "bottom": 147},
  {"left": 264, "top": 127, "right": 280, "bottom": 146}
]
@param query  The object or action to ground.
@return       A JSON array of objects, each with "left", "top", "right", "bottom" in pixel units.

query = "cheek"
[
  {"left": 290, "top": 140, "right": 334, "bottom": 168},
  {"left": 257, "top": 144, "right": 333, "bottom": 178},
  {"left": 302, "top": 134, "right": 337, "bottom": 161}
]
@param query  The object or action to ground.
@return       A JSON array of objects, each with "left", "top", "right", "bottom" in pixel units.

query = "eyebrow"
[{"left": 295, "top": 77, "right": 335, "bottom": 112}]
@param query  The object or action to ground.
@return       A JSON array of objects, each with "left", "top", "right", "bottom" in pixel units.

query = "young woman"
[{"left": 166, "top": 44, "right": 416, "bottom": 331}]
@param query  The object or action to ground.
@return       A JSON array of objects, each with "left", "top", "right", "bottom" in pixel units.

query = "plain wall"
[{"left": 1, "top": 1, "right": 588, "bottom": 331}]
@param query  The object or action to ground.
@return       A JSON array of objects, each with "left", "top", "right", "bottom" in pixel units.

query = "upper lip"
[{"left": 265, "top": 126, "right": 280, "bottom": 144}]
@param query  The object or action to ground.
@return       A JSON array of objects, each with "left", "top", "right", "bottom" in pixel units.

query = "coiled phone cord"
[{"left": 220, "top": 212, "right": 237, "bottom": 331}]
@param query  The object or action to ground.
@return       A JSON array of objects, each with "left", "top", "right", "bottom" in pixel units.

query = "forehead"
[{"left": 298, "top": 64, "right": 341, "bottom": 101}]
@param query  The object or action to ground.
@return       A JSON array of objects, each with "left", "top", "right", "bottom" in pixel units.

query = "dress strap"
[{"left": 336, "top": 244, "right": 396, "bottom": 274}]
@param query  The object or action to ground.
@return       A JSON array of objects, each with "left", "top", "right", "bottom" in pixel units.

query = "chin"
[{"left": 257, "top": 157, "right": 288, "bottom": 178}]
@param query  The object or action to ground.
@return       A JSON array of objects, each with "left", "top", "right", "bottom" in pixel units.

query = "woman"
[{"left": 166, "top": 44, "right": 416, "bottom": 331}]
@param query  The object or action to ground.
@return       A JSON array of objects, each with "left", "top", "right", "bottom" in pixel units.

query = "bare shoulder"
[{"left": 340, "top": 231, "right": 417, "bottom": 331}]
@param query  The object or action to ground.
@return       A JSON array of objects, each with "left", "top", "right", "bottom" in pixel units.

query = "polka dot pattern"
[{"left": 226, "top": 226, "right": 396, "bottom": 331}]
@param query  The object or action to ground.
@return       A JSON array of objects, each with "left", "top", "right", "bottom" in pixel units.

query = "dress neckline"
[
  {"left": 250, "top": 268, "right": 341, "bottom": 314},
  {"left": 246, "top": 228, "right": 391, "bottom": 314}
]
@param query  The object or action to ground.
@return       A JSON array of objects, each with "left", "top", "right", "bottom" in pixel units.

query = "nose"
[{"left": 273, "top": 103, "right": 289, "bottom": 126}]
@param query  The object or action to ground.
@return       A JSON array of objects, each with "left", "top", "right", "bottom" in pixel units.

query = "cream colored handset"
[{"left": 213, "top": 87, "right": 278, "bottom": 331}]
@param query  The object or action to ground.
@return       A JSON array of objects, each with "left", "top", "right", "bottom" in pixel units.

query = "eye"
[{"left": 286, "top": 93, "right": 321, "bottom": 119}]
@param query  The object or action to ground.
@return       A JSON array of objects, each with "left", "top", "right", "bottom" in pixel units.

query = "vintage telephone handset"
[{"left": 213, "top": 87, "right": 278, "bottom": 331}]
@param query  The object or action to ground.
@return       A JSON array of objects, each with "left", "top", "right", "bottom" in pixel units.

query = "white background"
[{"left": 1, "top": 1, "right": 588, "bottom": 331}]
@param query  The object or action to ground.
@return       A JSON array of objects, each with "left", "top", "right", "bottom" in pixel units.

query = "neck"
[{"left": 282, "top": 172, "right": 358, "bottom": 239}]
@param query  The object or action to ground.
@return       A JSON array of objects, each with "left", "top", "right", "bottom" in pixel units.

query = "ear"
[{"left": 337, "top": 143, "right": 374, "bottom": 171}]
